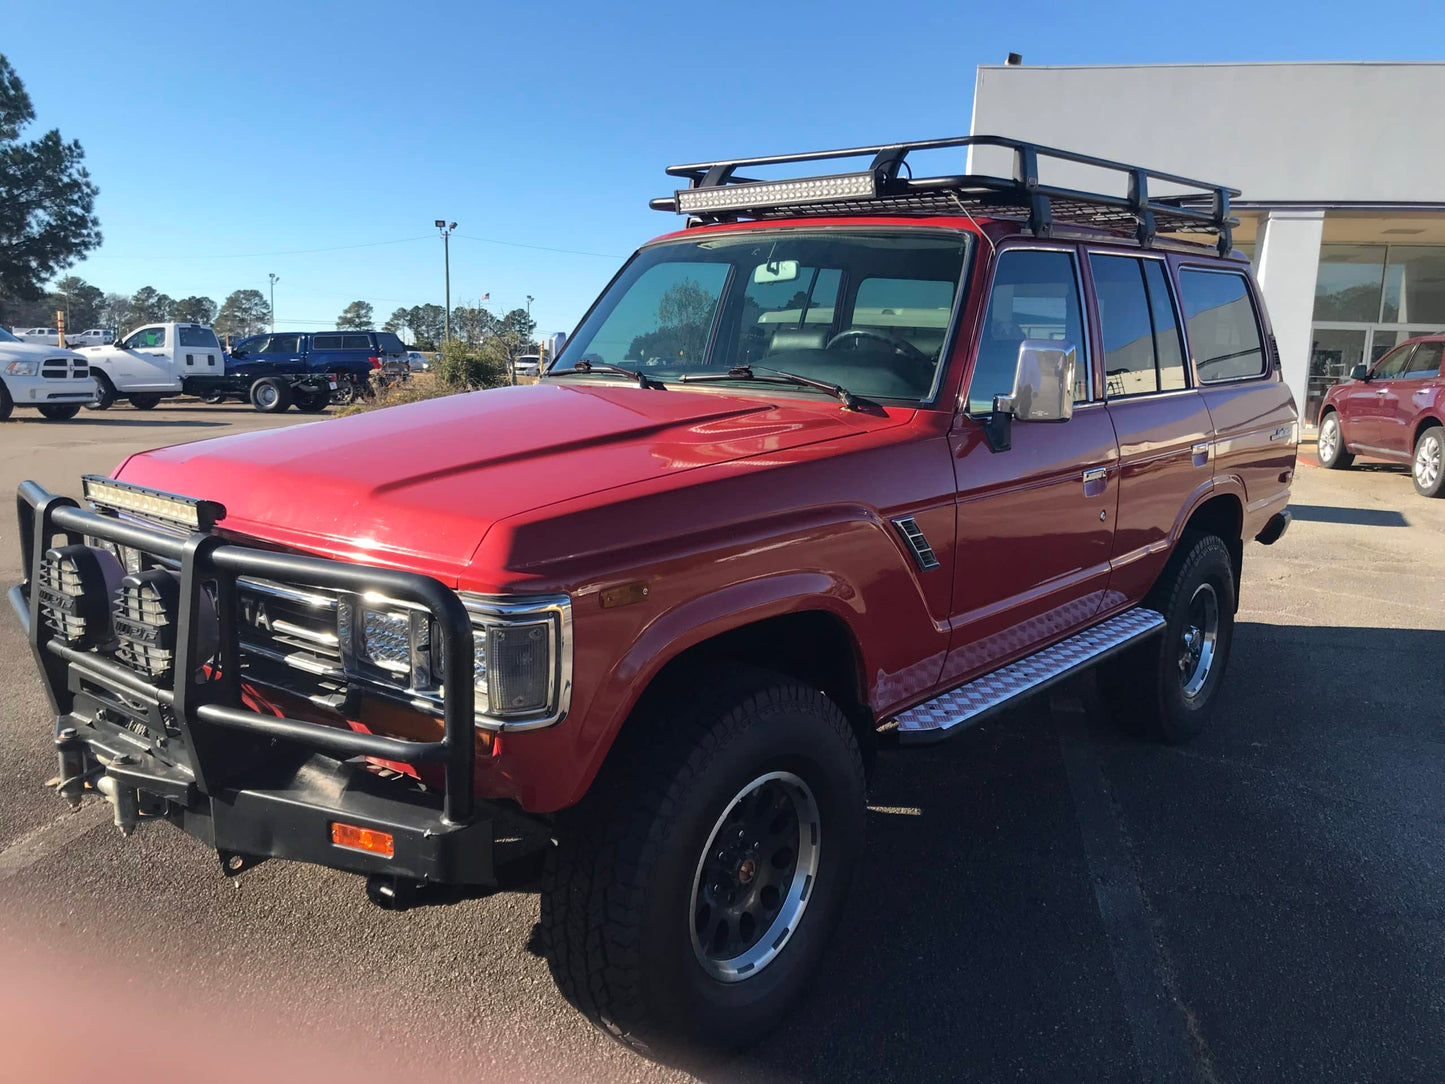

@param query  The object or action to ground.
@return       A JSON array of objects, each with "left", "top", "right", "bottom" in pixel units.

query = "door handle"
[{"left": 1082, "top": 467, "right": 1108, "bottom": 497}]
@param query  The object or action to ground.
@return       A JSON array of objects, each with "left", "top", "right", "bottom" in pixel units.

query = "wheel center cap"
[{"left": 736, "top": 857, "right": 757, "bottom": 884}]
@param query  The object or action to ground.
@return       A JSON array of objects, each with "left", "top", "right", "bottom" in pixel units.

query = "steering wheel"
[{"left": 825, "top": 328, "right": 932, "bottom": 364}]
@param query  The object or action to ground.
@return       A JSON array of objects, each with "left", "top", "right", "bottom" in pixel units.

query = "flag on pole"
[{"left": 480, "top": 293, "right": 490, "bottom": 301}]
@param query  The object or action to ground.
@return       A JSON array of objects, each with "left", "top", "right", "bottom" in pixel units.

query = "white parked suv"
[
  {"left": 0, "top": 326, "right": 97, "bottom": 420},
  {"left": 78, "top": 322, "right": 224, "bottom": 409}
]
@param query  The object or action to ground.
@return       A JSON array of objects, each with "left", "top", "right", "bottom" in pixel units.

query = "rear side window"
[
  {"left": 1403, "top": 341, "right": 1443, "bottom": 378},
  {"left": 968, "top": 249, "right": 1088, "bottom": 413},
  {"left": 177, "top": 326, "right": 219, "bottom": 348},
  {"left": 311, "top": 333, "right": 343, "bottom": 350},
  {"left": 340, "top": 333, "right": 372, "bottom": 350},
  {"left": 1177, "top": 269, "right": 1266, "bottom": 382},
  {"left": 1089, "top": 255, "right": 1189, "bottom": 396}
]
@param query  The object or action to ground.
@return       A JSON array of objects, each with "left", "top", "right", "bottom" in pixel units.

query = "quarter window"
[
  {"left": 1403, "top": 341, "right": 1443, "bottom": 378},
  {"left": 1177, "top": 270, "right": 1266, "bottom": 382},
  {"left": 968, "top": 249, "right": 1088, "bottom": 414}
]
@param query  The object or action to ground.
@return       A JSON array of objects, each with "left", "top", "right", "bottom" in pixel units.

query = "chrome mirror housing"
[{"left": 982, "top": 340, "right": 1077, "bottom": 452}]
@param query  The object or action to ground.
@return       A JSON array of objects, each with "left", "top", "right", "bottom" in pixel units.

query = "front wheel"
[
  {"left": 250, "top": 378, "right": 292, "bottom": 413},
  {"left": 128, "top": 394, "right": 161, "bottom": 410},
  {"left": 86, "top": 372, "right": 116, "bottom": 410},
  {"left": 292, "top": 386, "right": 330, "bottom": 413},
  {"left": 37, "top": 404, "right": 82, "bottom": 420},
  {"left": 1414, "top": 425, "right": 1445, "bottom": 498},
  {"left": 1100, "top": 532, "right": 1236, "bottom": 743},
  {"left": 543, "top": 665, "right": 865, "bottom": 1053},
  {"left": 1317, "top": 412, "right": 1354, "bottom": 469}
]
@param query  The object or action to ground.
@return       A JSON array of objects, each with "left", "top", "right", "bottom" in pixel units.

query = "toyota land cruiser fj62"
[{"left": 11, "top": 136, "right": 1296, "bottom": 1053}]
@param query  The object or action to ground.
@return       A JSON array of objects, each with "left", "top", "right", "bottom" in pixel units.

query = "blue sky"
[{"left": 5, "top": 0, "right": 1444, "bottom": 338}]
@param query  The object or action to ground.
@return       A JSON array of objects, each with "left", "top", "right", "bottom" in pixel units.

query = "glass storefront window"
[
  {"left": 1313, "top": 245, "right": 1386, "bottom": 322},
  {"left": 1380, "top": 245, "right": 1445, "bottom": 325},
  {"left": 1308, "top": 328, "right": 1366, "bottom": 422}
]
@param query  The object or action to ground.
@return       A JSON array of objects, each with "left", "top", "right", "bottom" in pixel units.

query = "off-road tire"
[
  {"left": 37, "top": 404, "right": 82, "bottom": 420},
  {"left": 250, "top": 378, "right": 292, "bottom": 413},
  {"left": 128, "top": 394, "right": 161, "bottom": 410},
  {"left": 1412, "top": 425, "right": 1444, "bottom": 498},
  {"left": 1100, "top": 532, "right": 1236, "bottom": 743},
  {"left": 292, "top": 387, "right": 330, "bottom": 413},
  {"left": 330, "top": 375, "right": 360, "bottom": 406},
  {"left": 0, "top": 382, "right": 13, "bottom": 421},
  {"left": 1316, "top": 411, "right": 1354, "bottom": 469},
  {"left": 200, "top": 390, "right": 228, "bottom": 405},
  {"left": 542, "top": 664, "right": 866, "bottom": 1055},
  {"left": 86, "top": 372, "right": 116, "bottom": 410}
]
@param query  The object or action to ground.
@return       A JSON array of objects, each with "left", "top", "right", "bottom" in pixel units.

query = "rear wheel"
[
  {"left": 86, "top": 372, "right": 116, "bottom": 410},
  {"left": 1413, "top": 425, "right": 1445, "bottom": 498},
  {"left": 1100, "top": 532, "right": 1236, "bottom": 743},
  {"left": 0, "top": 383, "right": 13, "bottom": 421},
  {"left": 250, "top": 378, "right": 292, "bottom": 413},
  {"left": 330, "top": 375, "right": 360, "bottom": 406},
  {"left": 128, "top": 394, "right": 161, "bottom": 410},
  {"left": 37, "top": 404, "right": 82, "bottom": 420},
  {"left": 542, "top": 665, "right": 865, "bottom": 1054},
  {"left": 293, "top": 387, "right": 330, "bottom": 413},
  {"left": 1316, "top": 412, "right": 1353, "bottom": 469},
  {"left": 200, "top": 389, "right": 228, "bottom": 405}
]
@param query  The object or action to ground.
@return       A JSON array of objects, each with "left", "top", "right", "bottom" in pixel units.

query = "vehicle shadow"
[
  {"left": 539, "top": 620, "right": 1445, "bottom": 1082},
  {"left": 1288, "top": 503, "right": 1410, "bottom": 527},
  {"left": 9, "top": 418, "right": 232, "bottom": 429}
]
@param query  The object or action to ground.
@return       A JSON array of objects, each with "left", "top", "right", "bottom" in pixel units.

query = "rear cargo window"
[
  {"left": 1178, "top": 269, "right": 1266, "bottom": 382},
  {"left": 311, "top": 334, "right": 343, "bottom": 350},
  {"left": 375, "top": 332, "right": 406, "bottom": 353},
  {"left": 177, "top": 326, "right": 219, "bottom": 348}
]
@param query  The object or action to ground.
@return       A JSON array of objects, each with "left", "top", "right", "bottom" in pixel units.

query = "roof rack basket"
[{"left": 651, "top": 135, "right": 1240, "bottom": 256}]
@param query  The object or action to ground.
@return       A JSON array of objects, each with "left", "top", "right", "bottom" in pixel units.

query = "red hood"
[{"left": 114, "top": 383, "right": 903, "bottom": 578}]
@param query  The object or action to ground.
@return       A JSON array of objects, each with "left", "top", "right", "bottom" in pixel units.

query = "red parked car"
[
  {"left": 10, "top": 136, "right": 1296, "bottom": 1053},
  {"left": 1316, "top": 335, "right": 1445, "bottom": 496}
]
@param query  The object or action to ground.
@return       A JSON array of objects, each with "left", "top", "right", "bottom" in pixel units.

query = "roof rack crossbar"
[{"left": 654, "top": 135, "right": 1241, "bottom": 251}]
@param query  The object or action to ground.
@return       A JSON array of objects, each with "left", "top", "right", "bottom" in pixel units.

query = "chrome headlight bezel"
[{"left": 339, "top": 590, "right": 572, "bottom": 733}]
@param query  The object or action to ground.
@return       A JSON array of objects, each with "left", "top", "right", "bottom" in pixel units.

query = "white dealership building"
[{"left": 969, "top": 61, "right": 1445, "bottom": 425}]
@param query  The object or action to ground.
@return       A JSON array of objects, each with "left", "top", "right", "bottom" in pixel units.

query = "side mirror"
[
  {"left": 1349, "top": 363, "right": 1369, "bottom": 381},
  {"left": 983, "top": 340, "right": 1077, "bottom": 453}
]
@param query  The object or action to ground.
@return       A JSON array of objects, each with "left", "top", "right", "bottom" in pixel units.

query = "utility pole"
[
  {"left": 435, "top": 220, "right": 456, "bottom": 343},
  {"left": 268, "top": 273, "right": 279, "bottom": 332}
]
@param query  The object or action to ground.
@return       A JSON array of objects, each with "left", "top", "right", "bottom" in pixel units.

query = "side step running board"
[{"left": 894, "top": 607, "right": 1166, "bottom": 743}]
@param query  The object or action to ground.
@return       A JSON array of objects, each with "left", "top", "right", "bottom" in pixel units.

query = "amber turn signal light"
[{"left": 330, "top": 822, "right": 395, "bottom": 858}]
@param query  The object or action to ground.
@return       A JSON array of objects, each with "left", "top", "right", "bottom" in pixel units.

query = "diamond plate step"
[{"left": 894, "top": 607, "right": 1166, "bottom": 743}]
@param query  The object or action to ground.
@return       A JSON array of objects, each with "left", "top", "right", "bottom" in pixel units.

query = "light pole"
[
  {"left": 435, "top": 220, "right": 456, "bottom": 344},
  {"left": 268, "top": 273, "right": 279, "bottom": 332}
]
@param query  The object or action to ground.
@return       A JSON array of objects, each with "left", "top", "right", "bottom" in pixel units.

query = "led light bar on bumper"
[
  {"left": 339, "top": 592, "right": 572, "bottom": 732},
  {"left": 82, "top": 474, "right": 226, "bottom": 532},
  {"left": 674, "top": 170, "right": 878, "bottom": 215}
]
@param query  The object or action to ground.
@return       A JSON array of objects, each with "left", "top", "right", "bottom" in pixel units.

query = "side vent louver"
[{"left": 892, "top": 517, "right": 940, "bottom": 571}]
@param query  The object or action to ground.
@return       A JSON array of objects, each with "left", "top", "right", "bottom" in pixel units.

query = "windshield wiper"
[
  {"left": 678, "top": 365, "right": 873, "bottom": 411},
  {"left": 552, "top": 359, "right": 666, "bottom": 390}
]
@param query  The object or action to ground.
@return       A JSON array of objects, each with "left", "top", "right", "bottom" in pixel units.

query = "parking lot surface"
[{"left": 0, "top": 405, "right": 1441, "bottom": 1082}]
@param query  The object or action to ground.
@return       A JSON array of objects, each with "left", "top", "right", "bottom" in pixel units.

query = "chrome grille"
[{"left": 236, "top": 578, "right": 342, "bottom": 677}]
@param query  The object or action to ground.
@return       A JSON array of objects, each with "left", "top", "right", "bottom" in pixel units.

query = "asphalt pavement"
[{"left": 0, "top": 401, "right": 1441, "bottom": 1083}]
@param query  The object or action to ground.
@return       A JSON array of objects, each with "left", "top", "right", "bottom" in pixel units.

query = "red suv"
[
  {"left": 10, "top": 136, "right": 1296, "bottom": 1053},
  {"left": 1317, "top": 335, "right": 1445, "bottom": 497}
]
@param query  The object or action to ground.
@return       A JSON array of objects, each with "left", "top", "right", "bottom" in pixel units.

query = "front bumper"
[
  {"left": 5, "top": 374, "right": 96, "bottom": 403},
  {"left": 10, "top": 481, "right": 537, "bottom": 886}
]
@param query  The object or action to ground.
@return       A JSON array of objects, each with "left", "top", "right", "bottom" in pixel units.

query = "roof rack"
[{"left": 651, "top": 135, "right": 1240, "bottom": 256}]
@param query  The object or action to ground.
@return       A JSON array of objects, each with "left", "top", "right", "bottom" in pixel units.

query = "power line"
[
  {"left": 82, "top": 236, "right": 435, "bottom": 262},
  {"left": 455, "top": 234, "right": 622, "bottom": 259}
]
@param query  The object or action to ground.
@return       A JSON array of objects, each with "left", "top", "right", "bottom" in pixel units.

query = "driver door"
[
  {"left": 942, "top": 245, "right": 1119, "bottom": 686},
  {"left": 118, "top": 326, "right": 171, "bottom": 387}
]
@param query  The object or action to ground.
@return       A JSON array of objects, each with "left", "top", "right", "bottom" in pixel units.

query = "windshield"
[
  {"left": 549, "top": 230, "right": 970, "bottom": 402},
  {"left": 0, "top": 328, "right": 18, "bottom": 343}
]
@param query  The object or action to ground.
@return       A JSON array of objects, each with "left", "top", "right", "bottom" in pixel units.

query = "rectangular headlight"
[
  {"left": 83, "top": 475, "right": 226, "bottom": 531},
  {"left": 674, "top": 170, "right": 877, "bottom": 215}
]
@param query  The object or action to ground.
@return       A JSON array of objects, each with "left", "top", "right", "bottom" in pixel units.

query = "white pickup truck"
[
  {"left": 77, "top": 322, "right": 224, "bottom": 409},
  {"left": 0, "top": 326, "right": 97, "bottom": 420}
]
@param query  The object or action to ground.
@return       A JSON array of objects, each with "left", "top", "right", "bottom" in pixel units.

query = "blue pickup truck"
[{"left": 191, "top": 330, "right": 410, "bottom": 412}]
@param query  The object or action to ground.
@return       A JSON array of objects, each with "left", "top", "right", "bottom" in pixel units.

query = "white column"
[{"left": 1253, "top": 209, "right": 1325, "bottom": 422}]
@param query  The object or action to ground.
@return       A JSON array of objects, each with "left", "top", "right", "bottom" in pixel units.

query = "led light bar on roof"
[
  {"left": 675, "top": 171, "right": 877, "bottom": 215},
  {"left": 82, "top": 474, "right": 226, "bottom": 531}
]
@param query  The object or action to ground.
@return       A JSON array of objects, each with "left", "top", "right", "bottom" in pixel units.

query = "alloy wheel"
[
  {"left": 1319, "top": 417, "right": 1340, "bottom": 463},
  {"left": 1416, "top": 434, "right": 1442, "bottom": 490},
  {"left": 690, "top": 770, "right": 821, "bottom": 983}
]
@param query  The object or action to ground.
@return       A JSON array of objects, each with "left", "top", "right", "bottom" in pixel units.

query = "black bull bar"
[{"left": 10, "top": 481, "right": 509, "bottom": 886}]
